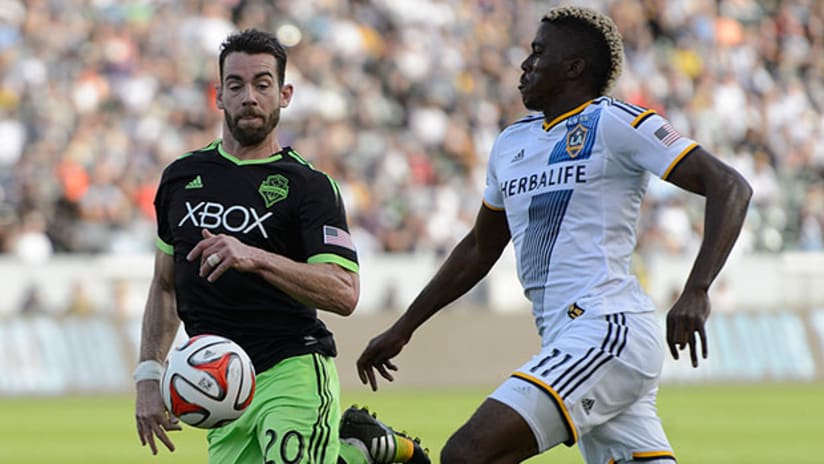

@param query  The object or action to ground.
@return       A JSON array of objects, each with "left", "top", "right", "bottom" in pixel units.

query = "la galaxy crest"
[
  {"left": 565, "top": 123, "right": 588, "bottom": 158},
  {"left": 258, "top": 174, "right": 289, "bottom": 207}
]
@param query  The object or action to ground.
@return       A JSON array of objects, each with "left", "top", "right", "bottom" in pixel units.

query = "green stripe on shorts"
[{"left": 207, "top": 353, "right": 342, "bottom": 464}]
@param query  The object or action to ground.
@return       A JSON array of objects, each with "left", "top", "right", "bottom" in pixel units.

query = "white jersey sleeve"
[
  {"left": 602, "top": 109, "right": 698, "bottom": 180},
  {"left": 482, "top": 129, "right": 507, "bottom": 211}
]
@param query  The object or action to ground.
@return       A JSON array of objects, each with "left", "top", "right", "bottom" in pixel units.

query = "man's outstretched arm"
[{"left": 357, "top": 205, "right": 511, "bottom": 390}]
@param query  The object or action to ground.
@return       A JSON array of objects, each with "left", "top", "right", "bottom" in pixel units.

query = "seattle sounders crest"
[{"left": 258, "top": 175, "right": 289, "bottom": 207}]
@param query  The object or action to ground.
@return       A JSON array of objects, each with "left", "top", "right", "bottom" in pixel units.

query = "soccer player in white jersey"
[{"left": 356, "top": 6, "right": 752, "bottom": 464}]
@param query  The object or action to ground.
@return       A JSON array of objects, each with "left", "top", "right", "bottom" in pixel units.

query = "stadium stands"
[
  {"left": 2, "top": 1, "right": 824, "bottom": 396},
  {"left": 1, "top": 1, "right": 822, "bottom": 259}
]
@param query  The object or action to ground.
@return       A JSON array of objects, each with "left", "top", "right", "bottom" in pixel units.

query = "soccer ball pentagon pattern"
[{"left": 161, "top": 334, "right": 256, "bottom": 429}]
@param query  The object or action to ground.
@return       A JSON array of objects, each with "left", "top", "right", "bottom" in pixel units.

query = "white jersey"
[{"left": 483, "top": 97, "right": 698, "bottom": 345}]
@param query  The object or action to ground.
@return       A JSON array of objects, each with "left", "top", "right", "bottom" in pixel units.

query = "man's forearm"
[
  {"left": 395, "top": 233, "right": 497, "bottom": 338},
  {"left": 684, "top": 173, "right": 752, "bottom": 292},
  {"left": 138, "top": 282, "right": 180, "bottom": 363},
  {"left": 252, "top": 250, "right": 359, "bottom": 316}
]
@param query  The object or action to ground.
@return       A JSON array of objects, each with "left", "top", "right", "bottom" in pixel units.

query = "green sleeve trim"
[
  {"left": 288, "top": 149, "right": 340, "bottom": 200},
  {"left": 325, "top": 174, "right": 341, "bottom": 200},
  {"left": 288, "top": 149, "right": 314, "bottom": 167},
  {"left": 307, "top": 253, "right": 359, "bottom": 273},
  {"left": 156, "top": 237, "right": 174, "bottom": 255}
]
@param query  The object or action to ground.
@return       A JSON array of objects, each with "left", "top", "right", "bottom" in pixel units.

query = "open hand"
[
  {"left": 356, "top": 327, "right": 409, "bottom": 391},
  {"left": 135, "top": 380, "right": 182, "bottom": 454},
  {"left": 666, "top": 288, "right": 711, "bottom": 367}
]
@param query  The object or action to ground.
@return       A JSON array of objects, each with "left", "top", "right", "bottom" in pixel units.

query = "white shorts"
[{"left": 489, "top": 311, "right": 676, "bottom": 463}]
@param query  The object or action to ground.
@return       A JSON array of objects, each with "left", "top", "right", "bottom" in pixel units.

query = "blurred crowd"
[{"left": 1, "top": 0, "right": 823, "bottom": 262}]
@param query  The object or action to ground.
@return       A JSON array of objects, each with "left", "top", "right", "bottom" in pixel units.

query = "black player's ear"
[
  {"left": 566, "top": 57, "right": 586, "bottom": 80},
  {"left": 215, "top": 84, "right": 224, "bottom": 110}
]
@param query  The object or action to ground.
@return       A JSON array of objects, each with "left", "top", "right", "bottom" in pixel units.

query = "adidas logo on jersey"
[
  {"left": 185, "top": 175, "right": 203, "bottom": 189},
  {"left": 511, "top": 149, "right": 524, "bottom": 163},
  {"left": 581, "top": 398, "right": 595, "bottom": 415}
]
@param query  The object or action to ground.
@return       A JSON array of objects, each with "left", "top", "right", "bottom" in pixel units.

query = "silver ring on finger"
[{"left": 206, "top": 253, "right": 221, "bottom": 267}]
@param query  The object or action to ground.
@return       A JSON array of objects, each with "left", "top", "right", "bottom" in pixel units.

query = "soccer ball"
[{"left": 161, "top": 334, "right": 256, "bottom": 429}]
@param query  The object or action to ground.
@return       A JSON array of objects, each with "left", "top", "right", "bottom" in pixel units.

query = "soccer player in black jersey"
[{"left": 133, "top": 29, "right": 428, "bottom": 464}]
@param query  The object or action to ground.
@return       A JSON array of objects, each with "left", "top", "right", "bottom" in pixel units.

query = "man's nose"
[
  {"left": 240, "top": 84, "right": 258, "bottom": 105},
  {"left": 521, "top": 57, "right": 531, "bottom": 72}
]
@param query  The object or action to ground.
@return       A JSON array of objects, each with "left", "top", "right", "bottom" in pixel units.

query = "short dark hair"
[
  {"left": 542, "top": 7, "right": 623, "bottom": 95},
  {"left": 218, "top": 29, "right": 287, "bottom": 86}
]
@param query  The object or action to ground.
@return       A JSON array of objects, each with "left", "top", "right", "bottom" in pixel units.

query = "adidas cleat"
[{"left": 340, "top": 405, "right": 430, "bottom": 464}]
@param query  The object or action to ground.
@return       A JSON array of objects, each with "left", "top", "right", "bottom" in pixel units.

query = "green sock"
[{"left": 338, "top": 439, "right": 370, "bottom": 464}]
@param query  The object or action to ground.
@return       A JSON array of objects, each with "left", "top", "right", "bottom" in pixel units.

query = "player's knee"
[
  {"left": 441, "top": 428, "right": 504, "bottom": 464},
  {"left": 440, "top": 434, "right": 474, "bottom": 464}
]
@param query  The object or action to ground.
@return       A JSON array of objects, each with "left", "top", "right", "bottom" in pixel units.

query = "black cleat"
[{"left": 339, "top": 405, "right": 430, "bottom": 464}]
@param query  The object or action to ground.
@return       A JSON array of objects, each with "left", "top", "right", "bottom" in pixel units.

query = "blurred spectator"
[
  {"left": 9, "top": 210, "right": 52, "bottom": 262},
  {"left": 19, "top": 283, "right": 46, "bottom": 316},
  {"left": 1, "top": 0, "right": 822, "bottom": 258},
  {"left": 64, "top": 281, "right": 96, "bottom": 317},
  {"left": 798, "top": 181, "right": 824, "bottom": 251}
]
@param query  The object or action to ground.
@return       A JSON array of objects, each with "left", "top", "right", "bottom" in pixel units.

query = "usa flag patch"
[
  {"left": 323, "top": 225, "right": 355, "bottom": 251},
  {"left": 654, "top": 123, "right": 681, "bottom": 147}
]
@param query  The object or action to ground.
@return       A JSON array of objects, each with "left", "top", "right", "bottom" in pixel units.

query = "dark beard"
[{"left": 225, "top": 109, "right": 280, "bottom": 146}]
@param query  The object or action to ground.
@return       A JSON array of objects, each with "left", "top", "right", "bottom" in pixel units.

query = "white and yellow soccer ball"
[{"left": 161, "top": 334, "right": 256, "bottom": 429}]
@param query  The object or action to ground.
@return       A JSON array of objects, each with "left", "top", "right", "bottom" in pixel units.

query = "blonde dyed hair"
[{"left": 543, "top": 6, "right": 624, "bottom": 95}]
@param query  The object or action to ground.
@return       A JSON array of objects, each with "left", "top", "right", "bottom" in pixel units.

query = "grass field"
[{"left": 0, "top": 383, "right": 821, "bottom": 463}]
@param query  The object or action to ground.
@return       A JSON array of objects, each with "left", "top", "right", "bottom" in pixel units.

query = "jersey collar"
[
  {"left": 542, "top": 100, "right": 593, "bottom": 132},
  {"left": 217, "top": 139, "right": 286, "bottom": 165}
]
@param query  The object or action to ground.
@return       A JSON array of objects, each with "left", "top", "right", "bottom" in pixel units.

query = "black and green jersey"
[{"left": 154, "top": 139, "right": 359, "bottom": 373}]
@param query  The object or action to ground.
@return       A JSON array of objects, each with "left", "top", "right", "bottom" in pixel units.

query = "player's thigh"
[
  {"left": 441, "top": 397, "right": 541, "bottom": 464},
  {"left": 208, "top": 353, "right": 342, "bottom": 464},
  {"left": 256, "top": 354, "right": 342, "bottom": 464},
  {"left": 578, "top": 385, "right": 675, "bottom": 464}
]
